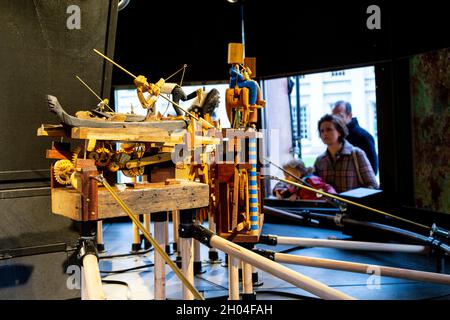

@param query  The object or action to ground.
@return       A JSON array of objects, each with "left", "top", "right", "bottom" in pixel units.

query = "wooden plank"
[
  {"left": 71, "top": 127, "right": 172, "bottom": 142},
  {"left": 46, "top": 149, "right": 71, "bottom": 160},
  {"left": 37, "top": 124, "right": 69, "bottom": 138},
  {"left": 51, "top": 181, "right": 209, "bottom": 221}
]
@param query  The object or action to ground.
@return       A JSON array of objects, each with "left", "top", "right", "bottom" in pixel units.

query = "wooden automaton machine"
[{"left": 209, "top": 43, "right": 266, "bottom": 243}]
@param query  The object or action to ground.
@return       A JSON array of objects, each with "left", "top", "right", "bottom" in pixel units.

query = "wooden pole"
[
  {"left": 207, "top": 210, "right": 219, "bottom": 260},
  {"left": 180, "top": 237, "right": 194, "bottom": 300},
  {"left": 194, "top": 238, "right": 201, "bottom": 267},
  {"left": 143, "top": 213, "right": 151, "bottom": 249},
  {"left": 96, "top": 220, "right": 104, "bottom": 251},
  {"left": 180, "top": 209, "right": 195, "bottom": 300},
  {"left": 231, "top": 145, "right": 241, "bottom": 230},
  {"left": 172, "top": 210, "right": 180, "bottom": 255},
  {"left": 242, "top": 261, "right": 253, "bottom": 295},
  {"left": 131, "top": 177, "right": 140, "bottom": 252},
  {"left": 82, "top": 255, "right": 106, "bottom": 300},
  {"left": 132, "top": 220, "right": 140, "bottom": 251},
  {"left": 153, "top": 212, "right": 167, "bottom": 300},
  {"left": 248, "top": 138, "right": 259, "bottom": 235},
  {"left": 144, "top": 213, "right": 151, "bottom": 234},
  {"left": 165, "top": 212, "right": 170, "bottom": 254},
  {"left": 209, "top": 234, "right": 355, "bottom": 300},
  {"left": 276, "top": 236, "right": 429, "bottom": 253},
  {"left": 228, "top": 255, "right": 240, "bottom": 300},
  {"left": 275, "top": 253, "right": 450, "bottom": 285}
]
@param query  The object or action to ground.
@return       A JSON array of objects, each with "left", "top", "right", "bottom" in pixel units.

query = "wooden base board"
[{"left": 51, "top": 180, "right": 209, "bottom": 221}]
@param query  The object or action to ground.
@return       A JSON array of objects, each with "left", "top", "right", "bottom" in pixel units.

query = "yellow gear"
[
  {"left": 71, "top": 145, "right": 83, "bottom": 164},
  {"left": 53, "top": 160, "right": 75, "bottom": 185},
  {"left": 88, "top": 147, "right": 112, "bottom": 167}
]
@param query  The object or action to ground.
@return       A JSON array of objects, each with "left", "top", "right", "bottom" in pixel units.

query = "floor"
[{"left": 98, "top": 220, "right": 450, "bottom": 300}]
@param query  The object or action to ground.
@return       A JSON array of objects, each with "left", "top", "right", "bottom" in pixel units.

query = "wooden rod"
[
  {"left": 228, "top": 255, "right": 240, "bottom": 300},
  {"left": 82, "top": 255, "right": 106, "bottom": 300},
  {"left": 172, "top": 210, "right": 180, "bottom": 254},
  {"left": 242, "top": 261, "right": 253, "bottom": 294},
  {"left": 164, "top": 213, "right": 169, "bottom": 247},
  {"left": 276, "top": 236, "right": 429, "bottom": 253},
  {"left": 209, "top": 235, "right": 355, "bottom": 300},
  {"left": 194, "top": 238, "right": 201, "bottom": 263},
  {"left": 275, "top": 253, "right": 450, "bottom": 285},
  {"left": 180, "top": 237, "right": 195, "bottom": 300},
  {"left": 96, "top": 221, "right": 104, "bottom": 246},
  {"left": 208, "top": 210, "right": 217, "bottom": 255},
  {"left": 132, "top": 220, "right": 140, "bottom": 246},
  {"left": 144, "top": 213, "right": 151, "bottom": 234},
  {"left": 154, "top": 220, "right": 166, "bottom": 300}
]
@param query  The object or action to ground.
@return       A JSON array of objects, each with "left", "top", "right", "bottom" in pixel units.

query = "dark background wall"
[
  {"left": 0, "top": 0, "right": 118, "bottom": 299},
  {"left": 410, "top": 49, "right": 450, "bottom": 215},
  {"left": 112, "top": 0, "right": 242, "bottom": 86},
  {"left": 112, "top": 1, "right": 449, "bottom": 84}
]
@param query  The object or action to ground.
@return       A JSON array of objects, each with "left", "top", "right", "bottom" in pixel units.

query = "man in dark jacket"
[{"left": 332, "top": 101, "right": 378, "bottom": 175}]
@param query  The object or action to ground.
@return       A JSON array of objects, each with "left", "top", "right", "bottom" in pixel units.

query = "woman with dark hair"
[{"left": 314, "top": 114, "right": 378, "bottom": 193}]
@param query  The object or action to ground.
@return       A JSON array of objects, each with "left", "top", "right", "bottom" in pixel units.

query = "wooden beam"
[
  {"left": 51, "top": 181, "right": 209, "bottom": 221},
  {"left": 37, "top": 124, "right": 69, "bottom": 138},
  {"left": 71, "top": 127, "right": 172, "bottom": 142}
]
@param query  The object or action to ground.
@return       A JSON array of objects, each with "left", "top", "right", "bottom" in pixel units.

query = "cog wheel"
[
  {"left": 132, "top": 144, "right": 146, "bottom": 158},
  {"left": 71, "top": 145, "right": 83, "bottom": 164},
  {"left": 122, "top": 166, "right": 145, "bottom": 177},
  {"left": 54, "top": 160, "right": 75, "bottom": 185},
  {"left": 88, "top": 147, "right": 112, "bottom": 167},
  {"left": 114, "top": 150, "right": 131, "bottom": 169}
]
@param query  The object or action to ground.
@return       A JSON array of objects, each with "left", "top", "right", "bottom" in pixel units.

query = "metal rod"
[
  {"left": 75, "top": 75, "right": 114, "bottom": 112},
  {"left": 93, "top": 49, "right": 213, "bottom": 129},
  {"left": 271, "top": 176, "right": 430, "bottom": 231},
  {"left": 165, "top": 64, "right": 187, "bottom": 82},
  {"left": 93, "top": 49, "right": 137, "bottom": 79}
]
